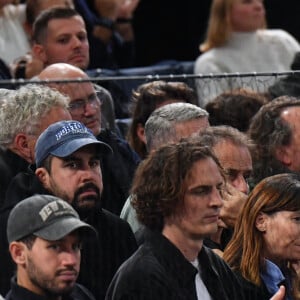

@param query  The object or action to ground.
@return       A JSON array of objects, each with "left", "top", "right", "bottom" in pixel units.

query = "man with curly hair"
[{"left": 106, "top": 140, "right": 280, "bottom": 300}]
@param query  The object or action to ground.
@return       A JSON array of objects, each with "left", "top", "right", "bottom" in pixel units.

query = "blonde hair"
[{"left": 200, "top": 0, "right": 266, "bottom": 52}]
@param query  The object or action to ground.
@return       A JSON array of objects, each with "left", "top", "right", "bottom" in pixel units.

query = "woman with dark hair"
[
  {"left": 223, "top": 173, "right": 300, "bottom": 299},
  {"left": 127, "top": 80, "right": 196, "bottom": 159}
]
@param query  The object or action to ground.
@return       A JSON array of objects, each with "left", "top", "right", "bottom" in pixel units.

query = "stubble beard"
[{"left": 27, "top": 256, "right": 75, "bottom": 297}]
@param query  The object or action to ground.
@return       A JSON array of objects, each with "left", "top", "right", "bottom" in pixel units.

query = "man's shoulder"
[
  {"left": 200, "top": 246, "right": 243, "bottom": 284},
  {"left": 88, "top": 209, "right": 138, "bottom": 255},
  {"left": 106, "top": 244, "right": 183, "bottom": 300},
  {"left": 90, "top": 209, "right": 137, "bottom": 240},
  {"left": 71, "top": 283, "right": 96, "bottom": 300},
  {"left": 97, "top": 130, "right": 140, "bottom": 165},
  {"left": 3, "top": 171, "right": 47, "bottom": 211},
  {"left": 0, "top": 149, "right": 28, "bottom": 173},
  {"left": 113, "top": 244, "right": 162, "bottom": 278},
  {"left": 5, "top": 283, "right": 95, "bottom": 300},
  {"left": 101, "top": 209, "right": 134, "bottom": 229},
  {"left": 201, "top": 246, "right": 231, "bottom": 269}
]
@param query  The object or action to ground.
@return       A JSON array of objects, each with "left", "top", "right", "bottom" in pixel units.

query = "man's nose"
[
  {"left": 232, "top": 175, "right": 249, "bottom": 194},
  {"left": 61, "top": 251, "right": 78, "bottom": 267},
  {"left": 72, "top": 36, "right": 83, "bottom": 48},
  {"left": 210, "top": 187, "right": 224, "bottom": 208}
]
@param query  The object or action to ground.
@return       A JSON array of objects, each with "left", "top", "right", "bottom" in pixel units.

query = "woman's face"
[
  {"left": 230, "top": 0, "right": 265, "bottom": 32},
  {"left": 258, "top": 210, "right": 300, "bottom": 264}
]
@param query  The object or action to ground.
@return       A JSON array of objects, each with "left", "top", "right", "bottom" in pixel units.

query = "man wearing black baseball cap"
[{"left": 6, "top": 194, "right": 96, "bottom": 300}]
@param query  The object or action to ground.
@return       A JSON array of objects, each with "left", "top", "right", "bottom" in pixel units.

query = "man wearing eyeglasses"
[{"left": 38, "top": 63, "right": 140, "bottom": 216}]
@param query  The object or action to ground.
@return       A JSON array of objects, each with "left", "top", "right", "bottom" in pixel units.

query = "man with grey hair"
[
  {"left": 0, "top": 84, "right": 71, "bottom": 204},
  {"left": 0, "top": 84, "right": 71, "bottom": 295},
  {"left": 120, "top": 102, "right": 209, "bottom": 235},
  {"left": 191, "top": 125, "right": 253, "bottom": 255},
  {"left": 145, "top": 102, "right": 209, "bottom": 152},
  {"left": 0, "top": 89, "right": 15, "bottom": 207}
]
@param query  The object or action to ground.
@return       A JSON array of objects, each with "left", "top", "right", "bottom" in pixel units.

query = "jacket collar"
[
  {"left": 144, "top": 230, "right": 220, "bottom": 287},
  {"left": 8, "top": 276, "right": 74, "bottom": 300}
]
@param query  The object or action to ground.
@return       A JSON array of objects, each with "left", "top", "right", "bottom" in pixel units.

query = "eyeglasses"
[{"left": 68, "top": 92, "right": 102, "bottom": 116}]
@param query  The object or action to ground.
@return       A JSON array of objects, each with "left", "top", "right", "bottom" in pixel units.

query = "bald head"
[
  {"left": 38, "top": 63, "right": 102, "bottom": 135},
  {"left": 39, "top": 63, "right": 87, "bottom": 80},
  {"left": 38, "top": 63, "right": 89, "bottom": 101}
]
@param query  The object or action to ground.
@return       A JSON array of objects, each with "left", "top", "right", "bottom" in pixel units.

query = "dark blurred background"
[{"left": 132, "top": 0, "right": 300, "bottom": 66}]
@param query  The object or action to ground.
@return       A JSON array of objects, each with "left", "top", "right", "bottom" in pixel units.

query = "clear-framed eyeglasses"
[{"left": 68, "top": 91, "right": 103, "bottom": 116}]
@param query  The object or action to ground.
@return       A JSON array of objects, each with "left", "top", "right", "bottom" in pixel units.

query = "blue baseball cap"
[{"left": 35, "top": 120, "right": 112, "bottom": 167}]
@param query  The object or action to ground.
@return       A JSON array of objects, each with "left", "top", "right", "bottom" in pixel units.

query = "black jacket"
[
  {"left": 5, "top": 277, "right": 95, "bottom": 300},
  {"left": 1, "top": 170, "right": 138, "bottom": 300},
  {"left": 0, "top": 155, "right": 41, "bottom": 297},
  {"left": 0, "top": 149, "right": 29, "bottom": 208},
  {"left": 97, "top": 130, "right": 140, "bottom": 215},
  {"left": 106, "top": 230, "right": 267, "bottom": 300},
  {"left": 79, "top": 209, "right": 137, "bottom": 300}
]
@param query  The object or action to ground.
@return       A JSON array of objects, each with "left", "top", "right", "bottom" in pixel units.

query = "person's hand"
[
  {"left": 93, "top": 0, "right": 140, "bottom": 42},
  {"left": 24, "top": 55, "right": 44, "bottom": 79},
  {"left": 117, "top": 0, "right": 140, "bottom": 19},
  {"left": 270, "top": 286, "right": 285, "bottom": 300},
  {"left": 94, "top": 0, "right": 123, "bottom": 21},
  {"left": 212, "top": 248, "right": 223, "bottom": 258},
  {"left": 291, "top": 260, "right": 300, "bottom": 276},
  {"left": 11, "top": 53, "right": 44, "bottom": 79},
  {"left": 219, "top": 183, "right": 247, "bottom": 228},
  {"left": 94, "top": 0, "right": 140, "bottom": 20}
]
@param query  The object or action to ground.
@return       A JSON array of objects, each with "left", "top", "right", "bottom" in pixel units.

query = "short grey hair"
[
  {"left": 0, "top": 89, "right": 14, "bottom": 105},
  {"left": 194, "top": 125, "right": 253, "bottom": 150},
  {"left": 145, "top": 102, "right": 208, "bottom": 151},
  {"left": 0, "top": 84, "right": 69, "bottom": 148}
]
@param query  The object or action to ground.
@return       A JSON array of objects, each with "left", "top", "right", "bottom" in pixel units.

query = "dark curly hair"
[
  {"left": 131, "top": 141, "right": 223, "bottom": 231},
  {"left": 127, "top": 81, "right": 197, "bottom": 159},
  {"left": 248, "top": 95, "right": 300, "bottom": 186},
  {"left": 205, "top": 88, "right": 268, "bottom": 132}
]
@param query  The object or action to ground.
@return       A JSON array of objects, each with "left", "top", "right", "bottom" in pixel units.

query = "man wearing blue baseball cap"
[
  {"left": 33, "top": 120, "right": 137, "bottom": 300},
  {"left": 6, "top": 194, "right": 96, "bottom": 300},
  {"left": 35, "top": 120, "right": 111, "bottom": 218}
]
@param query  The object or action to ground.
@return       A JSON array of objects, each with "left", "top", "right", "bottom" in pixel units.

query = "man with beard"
[
  {"left": 32, "top": 120, "right": 138, "bottom": 300},
  {"left": 6, "top": 194, "right": 96, "bottom": 300},
  {"left": 38, "top": 63, "right": 140, "bottom": 215}
]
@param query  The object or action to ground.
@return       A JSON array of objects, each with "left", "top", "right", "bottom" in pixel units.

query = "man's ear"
[
  {"left": 9, "top": 242, "right": 27, "bottom": 265},
  {"left": 13, "top": 133, "right": 32, "bottom": 163},
  {"left": 275, "top": 146, "right": 292, "bottom": 167},
  {"left": 23, "top": 21, "right": 33, "bottom": 37},
  {"left": 255, "top": 212, "right": 267, "bottom": 232},
  {"left": 136, "top": 123, "right": 146, "bottom": 144},
  {"left": 32, "top": 43, "right": 47, "bottom": 65},
  {"left": 35, "top": 167, "right": 50, "bottom": 188}
]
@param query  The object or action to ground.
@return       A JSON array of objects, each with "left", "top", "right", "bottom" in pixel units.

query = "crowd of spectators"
[{"left": 1, "top": 0, "right": 300, "bottom": 300}]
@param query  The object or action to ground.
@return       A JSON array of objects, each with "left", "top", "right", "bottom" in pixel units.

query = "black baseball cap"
[{"left": 7, "top": 195, "right": 96, "bottom": 243}]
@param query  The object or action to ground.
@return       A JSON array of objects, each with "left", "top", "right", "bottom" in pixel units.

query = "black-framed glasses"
[{"left": 68, "top": 91, "right": 102, "bottom": 116}]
